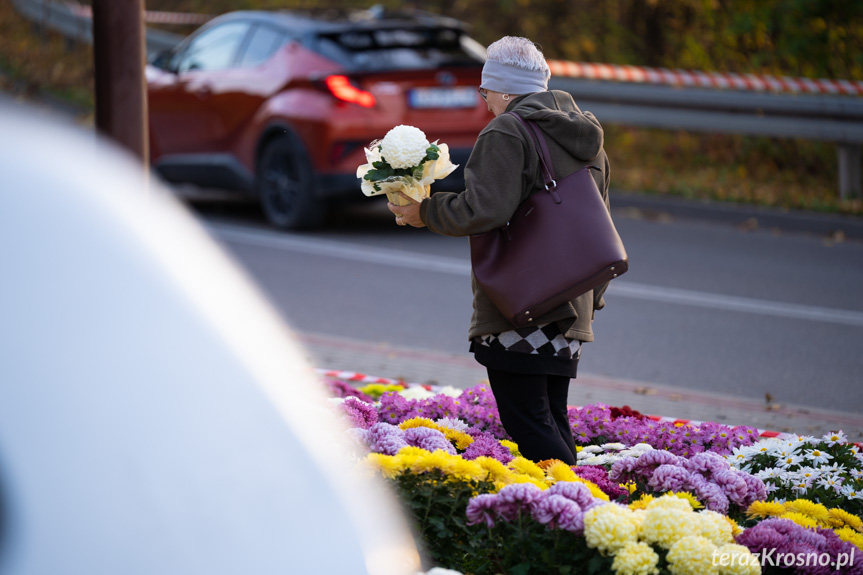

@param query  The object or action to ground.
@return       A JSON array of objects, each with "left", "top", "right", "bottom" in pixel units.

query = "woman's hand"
[{"left": 387, "top": 195, "right": 425, "bottom": 228}]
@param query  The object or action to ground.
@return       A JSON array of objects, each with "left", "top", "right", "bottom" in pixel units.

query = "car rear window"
[{"left": 314, "top": 27, "right": 485, "bottom": 70}]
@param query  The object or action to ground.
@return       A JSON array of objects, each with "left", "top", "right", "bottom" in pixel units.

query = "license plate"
[{"left": 408, "top": 87, "right": 477, "bottom": 109}]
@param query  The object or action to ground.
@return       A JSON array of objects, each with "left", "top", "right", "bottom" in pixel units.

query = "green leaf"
[{"left": 510, "top": 562, "right": 532, "bottom": 575}]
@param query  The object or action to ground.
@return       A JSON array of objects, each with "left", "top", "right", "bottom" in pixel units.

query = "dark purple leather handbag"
[{"left": 469, "top": 112, "right": 628, "bottom": 328}]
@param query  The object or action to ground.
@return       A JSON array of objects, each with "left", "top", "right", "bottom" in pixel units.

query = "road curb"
[{"left": 298, "top": 331, "right": 863, "bottom": 442}]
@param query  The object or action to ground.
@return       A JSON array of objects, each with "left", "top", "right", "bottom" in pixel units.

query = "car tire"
[{"left": 257, "top": 133, "right": 327, "bottom": 230}]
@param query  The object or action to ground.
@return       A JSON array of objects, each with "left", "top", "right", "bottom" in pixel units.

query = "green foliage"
[
  {"left": 387, "top": 470, "right": 618, "bottom": 575},
  {"left": 388, "top": 471, "right": 496, "bottom": 573}
]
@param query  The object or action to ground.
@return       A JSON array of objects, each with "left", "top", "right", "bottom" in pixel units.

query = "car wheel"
[{"left": 257, "top": 133, "right": 326, "bottom": 230}]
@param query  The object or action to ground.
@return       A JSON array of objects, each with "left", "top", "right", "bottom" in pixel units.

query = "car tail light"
[{"left": 324, "top": 75, "right": 376, "bottom": 108}]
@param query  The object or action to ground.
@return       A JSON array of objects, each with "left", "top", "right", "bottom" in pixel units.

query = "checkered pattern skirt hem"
[{"left": 472, "top": 322, "right": 582, "bottom": 360}]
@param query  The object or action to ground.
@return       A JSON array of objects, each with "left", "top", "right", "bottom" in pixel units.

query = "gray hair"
[{"left": 486, "top": 36, "right": 551, "bottom": 80}]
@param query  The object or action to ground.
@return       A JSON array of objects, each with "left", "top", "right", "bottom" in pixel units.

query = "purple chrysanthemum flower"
[
  {"left": 688, "top": 474, "right": 730, "bottom": 514},
  {"left": 683, "top": 451, "right": 730, "bottom": 477},
  {"left": 648, "top": 463, "right": 694, "bottom": 493},
  {"left": 466, "top": 493, "right": 501, "bottom": 528},
  {"left": 531, "top": 494, "right": 585, "bottom": 532},
  {"left": 547, "top": 481, "right": 598, "bottom": 511},
  {"left": 495, "top": 483, "right": 544, "bottom": 520},
  {"left": 366, "top": 422, "right": 408, "bottom": 455},
  {"left": 713, "top": 469, "right": 751, "bottom": 506},
  {"left": 461, "top": 434, "right": 514, "bottom": 464},
  {"left": 572, "top": 465, "right": 630, "bottom": 500},
  {"left": 403, "top": 426, "right": 456, "bottom": 454},
  {"left": 340, "top": 397, "right": 379, "bottom": 430}
]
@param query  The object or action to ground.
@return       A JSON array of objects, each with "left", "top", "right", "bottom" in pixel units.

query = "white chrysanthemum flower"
[
  {"left": 581, "top": 445, "right": 604, "bottom": 454},
  {"left": 399, "top": 386, "right": 436, "bottom": 400},
  {"left": 380, "top": 125, "right": 430, "bottom": 169},
  {"left": 437, "top": 385, "right": 463, "bottom": 398},
  {"left": 601, "top": 442, "right": 627, "bottom": 451},
  {"left": 435, "top": 417, "right": 469, "bottom": 432}
]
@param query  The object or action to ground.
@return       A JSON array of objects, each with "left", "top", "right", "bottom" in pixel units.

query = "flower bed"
[{"left": 326, "top": 378, "right": 863, "bottom": 575}]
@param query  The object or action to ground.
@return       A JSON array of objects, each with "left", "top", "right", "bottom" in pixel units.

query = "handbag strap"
[{"left": 506, "top": 111, "right": 556, "bottom": 190}]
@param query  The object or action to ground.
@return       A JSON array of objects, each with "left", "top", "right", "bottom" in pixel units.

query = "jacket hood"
[{"left": 509, "top": 90, "right": 604, "bottom": 162}]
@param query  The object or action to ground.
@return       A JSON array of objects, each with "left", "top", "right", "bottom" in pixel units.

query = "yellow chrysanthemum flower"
[
  {"left": 358, "top": 383, "right": 404, "bottom": 398},
  {"left": 640, "top": 506, "right": 701, "bottom": 549},
  {"left": 509, "top": 456, "right": 546, "bottom": 481},
  {"left": 623, "top": 481, "right": 638, "bottom": 494},
  {"left": 746, "top": 500, "right": 786, "bottom": 519},
  {"left": 828, "top": 508, "right": 863, "bottom": 531},
  {"left": 669, "top": 491, "right": 703, "bottom": 510},
  {"left": 780, "top": 511, "right": 819, "bottom": 530},
  {"left": 646, "top": 494, "right": 695, "bottom": 514},
  {"left": 629, "top": 509, "right": 647, "bottom": 533},
  {"left": 546, "top": 460, "right": 578, "bottom": 483},
  {"left": 398, "top": 417, "right": 437, "bottom": 430},
  {"left": 449, "top": 457, "right": 486, "bottom": 482},
  {"left": 364, "top": 453, "right": 404, "bottom": 479},
  {"left": 629, "top": 495, "right": 655, "bottom": 511},
  {"left": 725, "top": 516, "right": 744, "bottom": 537},
  {"left": 584, "top": 504, "right": 639, "bottom": 555},
  {"left": 441, "top": 428, "right": 474, "bottom": 450},
  {"left": 785, "top": 499, "right": 830, "bottom": 525},
  {"left": 611, "top": 541, "right": 660, "bottom": 575},
  {"left": 714, "top": 543, "right": 761, "bottom": 575},
  {"left": 510, "top": 474, "right": 548, "bottom": 490},
  {"left": 836, "top": 527, "right": 863, "bottom": 551},
  {"left": 394, "top": 446, "right": 428, "bottom": 470},
  {"left": 695, "top": 510, "right": 734, "bottom": 547},
  {"left": 409, "top": 450, "right": 459, "bottom": 475},
  {"left": 500, "top": 439, "right": 521, "bottom": 456},
  {"left": 473, "top": 456, "right": 511, "bottom": 483},
  {"left": 666, "top": 535, "right": 719, "bottom": 575}
]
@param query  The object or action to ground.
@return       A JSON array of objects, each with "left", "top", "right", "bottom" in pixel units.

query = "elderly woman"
[{"left": 388, "top": 36, "right": 611, "bottom": 465}]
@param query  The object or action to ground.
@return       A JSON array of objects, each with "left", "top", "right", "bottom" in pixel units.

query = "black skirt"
[{"left": 470, "top": 322, "right": 582, "bottom": 378}]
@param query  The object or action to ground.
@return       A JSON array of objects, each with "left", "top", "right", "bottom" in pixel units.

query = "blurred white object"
[{"left": 0, "top": 102, "right": 421, "bottom": 575}]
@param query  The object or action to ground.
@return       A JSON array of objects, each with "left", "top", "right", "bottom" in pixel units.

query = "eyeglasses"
[{"left": 477, "top": 87, "right": 488, "bottom": 102}]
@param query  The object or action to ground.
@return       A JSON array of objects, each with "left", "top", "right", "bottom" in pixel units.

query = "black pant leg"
[
  {"left": 547, "top": 374, "right": 578, "bottom": 462},
  {"left": 486, "top": 368, "right": 577, "bottom": 465}
]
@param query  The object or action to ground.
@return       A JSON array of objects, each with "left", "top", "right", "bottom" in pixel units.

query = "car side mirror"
[{"left": 148, "top": 49, "right": 174, "bottom": 72}]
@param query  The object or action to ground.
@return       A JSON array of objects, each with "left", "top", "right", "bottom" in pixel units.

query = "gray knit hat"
[{"left": 480, "top": 59, "right": 549, "bottom": 94}]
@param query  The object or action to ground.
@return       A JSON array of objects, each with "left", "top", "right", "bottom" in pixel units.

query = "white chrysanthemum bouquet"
[{"left": 356, "top": 125, "right": 458, "bottom": 206}]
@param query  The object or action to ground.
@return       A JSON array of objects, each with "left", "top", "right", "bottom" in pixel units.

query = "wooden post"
[
  {"left": 92, "top": 0, "right": 149, "bottom": 164},
  {"left": 838, "top": 144, "right": 862, "bottom": 200}
]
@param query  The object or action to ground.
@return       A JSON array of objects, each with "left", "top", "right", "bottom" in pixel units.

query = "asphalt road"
[{"left": 192, "top": 196, "right": 863, "bottom": 415}]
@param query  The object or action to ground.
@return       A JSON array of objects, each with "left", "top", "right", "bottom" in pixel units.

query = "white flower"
[
  {"left": 630, "top": 443, "right": 655, "bottom": 452},
  {"left": 841, "top": 485, "right": 863, "bottom": 500},
  {"left": 581, "top": 445, "right": 604, "bottom": 454},
  {"left": 851, "top": 468, "right": 863, "bottom": 480},
  {"left": 601, "top": 442, "right": 626, "bottom": 451},
  {"left": 776, "top": 454, "right": 804, "bottom": 468},
  {"left": 435, "top": 417, "right": 469, "bottom": 432},
  {"left": 822, "top": 431, "right": 848, "bottom": 446},
  {"left": 399, "top": 386, "right": 436, "bottom": 400},
  {"left": 380, "top": 125, "right": 430, "bottom": 169},
  {"left": 804, "top": 448, "right": 834, "bottom": 465},
  {"left": 581, "top": 455, "right": 612, "bottom": 466},
  {"left": 437, "top": 385, "right": 463, "bottom": 398},
  {"left": 817, "top": 476, "right": 842, "bottom": 491}
]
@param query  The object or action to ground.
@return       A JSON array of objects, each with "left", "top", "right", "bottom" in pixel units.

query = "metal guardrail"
[
  {"left": 11, "top": 0, "right": 863, "bottom": 199},
  {"left": 11, "top": 0, "right": 182, "bottom": 55}
]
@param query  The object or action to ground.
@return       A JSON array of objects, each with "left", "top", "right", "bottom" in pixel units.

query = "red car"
[{"left": 146, "top": 8, "right": 491, "bottom": 229}]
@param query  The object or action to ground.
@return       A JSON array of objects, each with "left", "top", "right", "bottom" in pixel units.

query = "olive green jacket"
[{"left": 419, "top": 90, "right": 612, "bottom": 341}]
